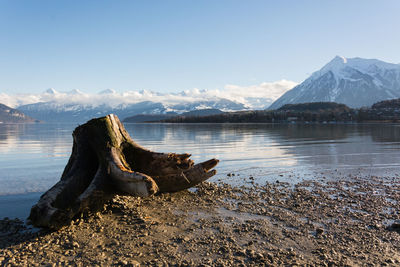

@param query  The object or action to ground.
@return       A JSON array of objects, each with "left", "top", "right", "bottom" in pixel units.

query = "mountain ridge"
[
  {"left": 3, "top": 56, "right": 400, "bottom": 121},
  {"left": 0, "top": 103, "right": 39, "bottom": 123},
  {"left": 18, "top": 99, "right": 245, "bottom": 123},
  {"left": 123, "top": 109, "right": 223, "bottom": 123},
  {"left": 269, "top": 56, "right": 400, "bottom": 109}
]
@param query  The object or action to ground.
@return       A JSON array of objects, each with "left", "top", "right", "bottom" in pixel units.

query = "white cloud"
[
  {"left": 0, "top": 93, "right": 42, "bottom": 107},
  {"left": 217, "top": 80, "right": 298, "bottom": 108},
  {"left": 0, "top": 80, "right": 297, "bottom": 109},
  {"left": 223, "top": 80, "right": 298, "bottom": 100}
]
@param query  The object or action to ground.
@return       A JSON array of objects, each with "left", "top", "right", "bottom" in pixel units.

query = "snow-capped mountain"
[
  {"left": 2, "top": 80, "right": 296, "bottom": 122},
  {"left": 18, "top": 101, "right": 168, "bottom": 123},
  {"left": 269, "top": 56, "right": 400, "bottom": 109},
  {"left": 0, "top": 80, "right": 295, "bottom": 114},
  {"left": 17, "top": 98, "right": 247, "bottom": 123},
  {"left": 98, "top": 88, "right": 117, "bottom": 95}
]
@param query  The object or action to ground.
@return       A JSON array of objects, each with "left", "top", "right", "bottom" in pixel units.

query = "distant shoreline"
[{"left": 140, "top": 120, "right": 400, "bottom": 125}]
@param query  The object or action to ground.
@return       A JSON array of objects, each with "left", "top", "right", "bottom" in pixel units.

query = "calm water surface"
[{"left": 1, "top": 123, "right": 400, "bottom": 219}]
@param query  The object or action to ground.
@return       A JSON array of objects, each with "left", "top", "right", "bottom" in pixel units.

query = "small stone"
[
  {"left": 316, "top": 228, "right": 324, "bottom": 235},
  {"left": 390, "top": 222, "right": 400, "bottom": 230},
  {"left": 112, "top": 239, "right": 120, "bottom": 246},
  {"left": 246, "top": 249, "right": 255, "bottom": 257},
  {"left": 385, "top": 259, "right": 395, "bottom": 264},
  {"left": 119, "top": 260, "right": 128, "bottom": 265}
]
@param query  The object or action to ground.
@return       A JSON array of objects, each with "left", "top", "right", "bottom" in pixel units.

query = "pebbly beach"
[{"left": 1, "top": 173, "right": 400, "bottom": 266}]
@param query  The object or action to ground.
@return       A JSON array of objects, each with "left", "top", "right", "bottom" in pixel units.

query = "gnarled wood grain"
[{"left": 28, "top": 114, "right": 218, "bottom": 229}]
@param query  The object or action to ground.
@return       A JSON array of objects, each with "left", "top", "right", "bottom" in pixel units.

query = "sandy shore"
[{"left": 1, "top": 175, "right": 400, "bottom": 266}]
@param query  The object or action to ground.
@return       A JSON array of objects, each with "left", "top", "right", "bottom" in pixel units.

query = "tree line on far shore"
[{"left": 163, "top": 99, "right": 400, "bottom": 123}]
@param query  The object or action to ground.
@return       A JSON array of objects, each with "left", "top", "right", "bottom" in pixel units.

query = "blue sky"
[{"left": 0, "top": 0, "right": 399, "bottom": 94}]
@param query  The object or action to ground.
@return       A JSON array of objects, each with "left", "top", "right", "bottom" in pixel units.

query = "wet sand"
[{"left": 1, "top": 175, "right": 400, "bottom": 266}]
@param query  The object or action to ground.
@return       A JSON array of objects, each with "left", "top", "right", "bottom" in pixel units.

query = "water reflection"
[
  {"left": 1, "top": 123, "right": 400, "bottom": 197},
  {"left": 125, "top": 123, "right": 400, "bottom": 183},
  {"left": 0, "top": 124, "right": 74, "bottom": 196},
  {"left": 0, "top": 124, "right": 74, "bottom": 156}
]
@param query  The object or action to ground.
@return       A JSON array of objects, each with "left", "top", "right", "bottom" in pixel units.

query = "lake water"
[{"left": 1, "top": 123, "right": 400, "bottom": 219}]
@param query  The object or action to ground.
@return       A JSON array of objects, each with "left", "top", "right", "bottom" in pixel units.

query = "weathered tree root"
[{"left": 28, "top": 114, "right": 218, "bottom": 229}]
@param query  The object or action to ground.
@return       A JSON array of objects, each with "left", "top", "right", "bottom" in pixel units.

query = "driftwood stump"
[{"left": 28, "top": 114, "right": 218, "bottom": 229}]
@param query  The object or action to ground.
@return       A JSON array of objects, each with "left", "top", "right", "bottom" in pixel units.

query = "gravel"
[{"left": 1, "top": 175, "right": 400, "bottom": 266}]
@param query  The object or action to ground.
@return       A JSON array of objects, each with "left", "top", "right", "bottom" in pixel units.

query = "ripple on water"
[{"left": 1, "top": 123, "right": 400, "bottom": 219}]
